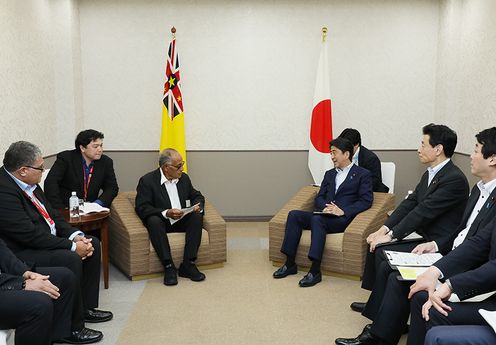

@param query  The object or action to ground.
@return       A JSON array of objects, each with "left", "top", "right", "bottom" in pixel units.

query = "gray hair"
[
  {"left": 3, "top": 141, "right": 42, "bottom": 172},
  {"left": 158, "top": 148, "right": 179, "bottom": 167}
]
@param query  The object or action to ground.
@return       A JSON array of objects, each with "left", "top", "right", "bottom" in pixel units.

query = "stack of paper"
[
  {"left": 385, "top": 251, "right": 442, "bottom": 266},
  {"left": 80, "top": 202, "right": 110, "bottom": 215},
  {"left": 385, "top": 250, "right": 443, "bottom": 280}
]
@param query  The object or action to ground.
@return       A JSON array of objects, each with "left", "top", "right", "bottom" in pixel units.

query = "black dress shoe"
[
  {"left": 178, "top": 262, "right": 206, "bottom": 281},
  {"left": 335, "top": 327, "right": 380, "bottom": 345},
  {"left": 84, "top": 309, "right": 113, "bottom": 323},
  {"left": 273, "top": 264, "right": 297, "bottom": 279},
  {"left": 298, "top": 271, "right": 322, "bottom": 287},
  {"left": 350, "top": 301, "right": 366, "bottom": 313},
  {"left": 164, "top": 264, "right": 178, "bottom": 286},
  {"left": 55, "top": 327, "right": 103, "bottom": 344}
]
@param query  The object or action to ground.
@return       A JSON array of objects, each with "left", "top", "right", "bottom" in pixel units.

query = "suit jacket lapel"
[
  {"left": 72, "top": 151, "right": 84, "bottom": 192},
  {"left": 335, "top": 165, "right": 356, "bottom": 196},
  {"left": 88, "top": 158, "right": 103, "bottom": 197},
  {"left": 327, "top": 169, "right": 338, "bottom": 199},
  {"left": 424, "top": 160, "right": 453, "bottom": 195},
  {"left": 459, "top": 188, "right": 480, "bottom": 231},
  {"left": 467, "top": 187, "right": 496, "bottom": 238},
  {"left": 155, "top": 169, "right": 172, "bottom": 208}
]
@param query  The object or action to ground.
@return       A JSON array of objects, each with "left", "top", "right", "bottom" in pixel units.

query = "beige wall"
[{"left": 43, "top": 150, "right": 474, "bottom": 218}]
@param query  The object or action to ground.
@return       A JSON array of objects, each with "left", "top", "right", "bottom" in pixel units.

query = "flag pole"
[
  {"left": 321, "top": 27, "right": 327, "bottom": 42},
  {"left": 171, "top": 26, "right": 176, "bottom": 39}
]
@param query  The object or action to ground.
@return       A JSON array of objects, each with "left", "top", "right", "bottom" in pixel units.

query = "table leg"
[{"left": 100, "top": 221, "right": 109, "bottom": 289}]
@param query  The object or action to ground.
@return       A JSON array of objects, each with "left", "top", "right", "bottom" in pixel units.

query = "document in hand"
[
  {"left": 384, "top": 250, "right": 443, "bottom": 267},
  {"left": 80, "top": 202, "right": 110, "bottom": 215},
  {"left": 479, "top": 309, "right": 496, "bottom": 333},
  {"left": 169, "top": 203, "right": 200, "bottom": 225}
]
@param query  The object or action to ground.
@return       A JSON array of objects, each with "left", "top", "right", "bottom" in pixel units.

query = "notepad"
[
  {"left": 397, "top": 266, "right": 429, "bottom": 280},
  {"left": 384, "top": 250, "right": 443, "bottom": 267}
]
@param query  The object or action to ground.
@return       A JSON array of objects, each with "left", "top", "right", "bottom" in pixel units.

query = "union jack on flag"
[{"left": 163, "top": 38, "right": 183, "bottom": 119}]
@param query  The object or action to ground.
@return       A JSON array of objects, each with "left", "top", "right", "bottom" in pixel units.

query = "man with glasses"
[
  {"left": 135, "top": 148, "right": 206, "bottom": 286},
  {"left": 0, "top": 141, "right": 112, "bottom": 344},
  {"left": 44, "top": 129, "right": 119, "bottom": 209}
]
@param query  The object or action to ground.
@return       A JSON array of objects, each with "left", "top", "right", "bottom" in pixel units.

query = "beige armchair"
[
  {"left": 108, "top": 192, "right": 226, "bottom": 279},
  {"left": 269, "top": 186, "right": 395, "bottom": 278}
]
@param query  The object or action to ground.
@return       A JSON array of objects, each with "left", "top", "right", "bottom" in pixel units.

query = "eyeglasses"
[
  {"left": 167, "top": 161, "right": 185, "bottom": 170},
  {"left": 26, "top": 165, "right": 45, "bottom": 172}
]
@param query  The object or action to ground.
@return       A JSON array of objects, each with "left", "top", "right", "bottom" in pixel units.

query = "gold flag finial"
[
  {"left": 171, "top": 26, "right": 176, "bottom": 39},
  {"left": 321, "top": 27, "right": 328, "bottom": 42}
]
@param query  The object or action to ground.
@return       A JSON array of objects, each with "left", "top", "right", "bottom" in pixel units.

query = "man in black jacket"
[
  {"left": 0, "top": 141, "right": 111, "bottom": 343},
  {"left": 338, "top": 128, "right": 389, "bottom": 193},
  {"left": 406, "top": 128, "right": 496, "bottom": 345},
  {"left": 335, "top": 127, "right": 496, "bottom": 345},
  {"left": 45, "top": 129, "right": 119, "bottom": 209},
  {"left": 135, "top": 148, "right": 205, "bottom": 286},
  {"left": 349, "top": 124, "right": 469, "bottom": 315},
  {"left": 0, "top": 237, "right": 100, "bottom": 344}
]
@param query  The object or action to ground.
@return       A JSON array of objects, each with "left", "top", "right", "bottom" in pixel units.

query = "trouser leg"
[
  {"left": 280, "top": 210, "right": 312, "bottom": 258},
  {"left": 0, "top": 290, "right": 53, "bottom": 345},
  {"left": 146, "top": 215, "right": 173, "bottom": 265},
  {"left": 37, "top": 267, "right": 76, "bottom": 338},
  {"left": 178, "top": 212, "right": 203, "bottom": 262}
]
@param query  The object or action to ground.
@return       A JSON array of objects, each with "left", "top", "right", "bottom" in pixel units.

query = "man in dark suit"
[
  {"left": 0, "top": 141, "right": 111, "bottom": 343},
  {"left": 273, "top": 137, "right": 373, "bottom": 287},
  {"left": 407, "top": 216, "right": 496, "bottom": 345},
  {"left": 0, "top": 238, "right": 98, "bottom": 345},
  {"left": 424, "top": 325, "right": 496, "bottom": 345},
  {"left": 44, "top": 129, "right": 119, "bottom": 209},
  {"left": 135, "top": 148, "right": 205, "bottom": 286},
  {"left": 335, "top": 127, "right": 496, "bottom": 345},
  {"left": 338, "top": 128, "right": 389, "bottom": 193},
  {"left": 349, "top": 124, "right": 469, "bottom": 314},
  {"left": 406, "top": 128, "right": 496, "bottom": 345}
]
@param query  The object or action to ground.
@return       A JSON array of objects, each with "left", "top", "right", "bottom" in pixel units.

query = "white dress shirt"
[
  {"left": 451, "top": 178, "right": 496, "bottom": 249},
  {"left": 335, "top": 162, "right": 354, "bottom": 192},
  {"left": 352, "top": 147, "right": 360, "bottom": 166},
  {"left": 160, "top": 168, "right": 181, "bottom": 224},
  {"left": 427, "top": 158, "right": 450, "bottom": 186}
]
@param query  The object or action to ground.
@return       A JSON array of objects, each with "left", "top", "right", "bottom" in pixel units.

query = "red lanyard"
[
  {"left": 83, "top": 165, "right": 94, "bottom": 200},
  {"left": 24, "top": 191, "right": 55, "bottom": 226}
]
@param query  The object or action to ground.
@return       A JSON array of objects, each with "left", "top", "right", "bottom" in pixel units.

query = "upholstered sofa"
[
  {"left": 108, "top": 192, "right": 226, "bottom": 279},
  {"left": 269, "top": 186, "right": 395, "bottom": 278}
]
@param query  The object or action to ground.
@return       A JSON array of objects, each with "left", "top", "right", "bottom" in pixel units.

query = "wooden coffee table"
[{"left": 61, "top": 210, "right": 111, "bottom": 289}]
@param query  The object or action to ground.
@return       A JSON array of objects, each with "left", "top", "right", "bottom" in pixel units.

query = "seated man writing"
[{"left": 273, "top": 137, "right": 373, "bottom": 287}]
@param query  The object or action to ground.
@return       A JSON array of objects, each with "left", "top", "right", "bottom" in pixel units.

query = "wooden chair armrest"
[
  {"left": 270, "top": 185, "right": 319, "bottom": 225},
  {"left": 342, "top": 192, "right": 396, "bottom": 275},
  {"left": 109, "top": 192, "right": 150, "bottom": 277},
  {"left": 203, "top": 200, "right": 227, "bottom": 262}
]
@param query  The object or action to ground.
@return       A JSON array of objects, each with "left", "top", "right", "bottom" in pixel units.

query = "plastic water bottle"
[{"left": 69, "top": 191, "right": 80, "bottom": 218}]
